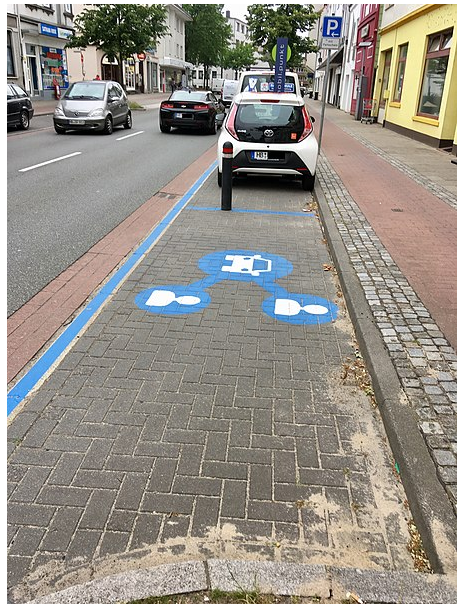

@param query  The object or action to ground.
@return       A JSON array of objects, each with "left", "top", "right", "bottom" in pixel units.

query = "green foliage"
[
  {"left": 183, "top": 4, "right": 232, "bottom": 86},
  {"left": 247, "top": 4, "right": 319, "bottom": 67},
  {"left": 66, "top": 4, "right": 169, "bottom": 78},
  {"left": 222, "top": 43, "right": 256, "bottom": 77}
]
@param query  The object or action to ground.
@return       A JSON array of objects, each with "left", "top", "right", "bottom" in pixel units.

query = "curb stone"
[
  {"left": 28, "top": 560, "right": 457, "bottom": 604},
  {"left": 313, "top": 174, "right": 457, "bottom": 574}
]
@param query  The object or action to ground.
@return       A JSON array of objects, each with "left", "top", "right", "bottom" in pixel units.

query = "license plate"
[
  {"left": 251, "top": 151, "right": 268, "bottom": 160},
  {"left": 174, "top": 112, "right": 183, "bottom": 119},
  {"left": 69, "top": 119, "right": 85, "bottom": 125}
]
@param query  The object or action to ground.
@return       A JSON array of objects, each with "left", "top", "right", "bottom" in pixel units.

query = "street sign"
[
  {"left": 273, "top": 37, "right": 289, "bottom": 93},
  {"left": 321, "top": 15, "right": 342, "bottom": 49},
  {"left": 137, "top": 53, "right": 146, "bottom": 61},
  {"left": 322, "top": 16, "right": 342, "bottom": 38}
]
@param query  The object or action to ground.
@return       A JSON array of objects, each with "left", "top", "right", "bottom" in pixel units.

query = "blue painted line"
[
  {"left": 189, "top": 206, "right": 314, "bottom": 217},
  {"left": 7, "top": 160, "right": 218, "bottom": 416}
]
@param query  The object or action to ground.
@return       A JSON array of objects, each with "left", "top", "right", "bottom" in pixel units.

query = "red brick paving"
[
  {"left": 318, "top": 118, "right": 456, "bottom": 350},
  {"left": 8, "top": 144, "right": 217, "bottom": 384}
]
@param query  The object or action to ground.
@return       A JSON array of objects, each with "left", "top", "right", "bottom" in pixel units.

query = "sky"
[{"left": 222, "top": 2, "right": 252, "bottom": 22}]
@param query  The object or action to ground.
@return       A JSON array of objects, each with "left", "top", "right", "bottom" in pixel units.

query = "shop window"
[
  {"left": 392, "top": 43, "right": 408, "bottom": 102},
  {"left": 417, "top": 29, "right": 452, "bottom": 118},
  {"left": 379, "top": 49, "right": 392, "bottom": 108},
  {"left": 7, "top": 31, "right": 15, "bottom": 77}
]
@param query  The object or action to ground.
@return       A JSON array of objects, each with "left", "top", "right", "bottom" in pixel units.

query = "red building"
[{"left": 350, "top": 4, "right": 381, "bottom": 118}]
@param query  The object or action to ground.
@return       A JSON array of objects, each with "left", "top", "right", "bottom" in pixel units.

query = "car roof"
[{"left": 233, "top": 92, "right": 305, "bottom": 106}]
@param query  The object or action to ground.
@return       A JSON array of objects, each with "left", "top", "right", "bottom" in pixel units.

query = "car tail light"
[
  {"left": 298, "top": 105, "right": 313, "bottom": 141},
  {"left": 225, "top": 103, "right": 239, "bottom": 140},
  {"left": 193, "top": 104, "right": 208, "bottom": 109},
  {"left": 161, "top": 102, "right": 174, "bottom": 108}
]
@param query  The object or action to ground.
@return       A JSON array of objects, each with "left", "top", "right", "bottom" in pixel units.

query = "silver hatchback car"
[{"left": 53, "top": 80, "right": 132, "bottom": 135}]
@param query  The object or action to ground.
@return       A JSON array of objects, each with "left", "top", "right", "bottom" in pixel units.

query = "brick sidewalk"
[{"left": 8, "top": 168, "right": 431, "bottom": 602}]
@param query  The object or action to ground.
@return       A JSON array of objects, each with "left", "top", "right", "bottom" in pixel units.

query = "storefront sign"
[{"left": 40, "top": 23, "right": 58, "bottom": 37}]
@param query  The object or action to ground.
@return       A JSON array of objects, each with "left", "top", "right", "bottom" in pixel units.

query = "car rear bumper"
[
  {"left": 160, "top": 109, "right": 212, "bottom": 130},
  {"left": 231, "top": 150, "right": 314, "bottom": 177}
]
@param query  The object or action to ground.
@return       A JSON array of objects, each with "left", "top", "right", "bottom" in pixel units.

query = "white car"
[{"left": 217, "top": 92, "right": 318, "bottom": 191}]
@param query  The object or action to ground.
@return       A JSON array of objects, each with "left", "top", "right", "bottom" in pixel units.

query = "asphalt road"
[{"left": 7, "top": 109, "right": 219, "bottom": 315}]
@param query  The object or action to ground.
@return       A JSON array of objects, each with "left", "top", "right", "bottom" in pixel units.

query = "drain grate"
[{"left": 391, "top": 208, "right": 404, "bottom": 212}]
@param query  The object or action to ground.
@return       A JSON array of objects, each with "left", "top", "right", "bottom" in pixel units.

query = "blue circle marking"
[
  {"left": 262, "top": 292, "right": 338, "bottom": 325},
  {"left": 197, "top": 250, "right": 293, "bottom": 285},
  {"left": 135, "top": 285, "right": 211, "bottom": 315}
]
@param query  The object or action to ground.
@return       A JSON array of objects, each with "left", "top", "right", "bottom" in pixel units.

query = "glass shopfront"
[{"left": 41, "top": 46, "right": 69, "bottom": 90}]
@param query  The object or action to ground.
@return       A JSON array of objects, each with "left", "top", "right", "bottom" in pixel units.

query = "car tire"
[
  {"left": 209, "top": 118, "right": 218, "bottom": 135},
  {"left": 54, "top": 124, "right": 66, "bottom": 134},
  {"left": 217, "top": 170, "right": 222, "bottom": 187},
  {"left": 19, "top": 110, "right": 30, "bottom": 130},
  {"left": 103, "top": 115, "right": 113, "bottom": 135},
  {"left": 160, "top": 123, "right": 171, "bottom": 133},
  {"left": 123, "top": 111, "right": 132, "bottom": 129},
  {"left": 301, "top": 173, "right": 316, "bottom": 191}
]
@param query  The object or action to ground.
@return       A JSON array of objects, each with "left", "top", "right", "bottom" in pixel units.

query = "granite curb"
[
  {"left": 29, "top": 559, "right": 457, "bottom": 604},
  {"left": 314, "top": 177, "right": 457, "bottom": 574}
]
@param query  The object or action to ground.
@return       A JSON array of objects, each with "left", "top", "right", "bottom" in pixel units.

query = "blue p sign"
[{"left": 322, "top": 16, "right": 342, "bottom": 38}]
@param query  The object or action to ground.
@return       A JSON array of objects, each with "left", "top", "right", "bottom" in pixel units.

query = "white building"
[
  {"left": 66, "top": 4, "right": 191, "bottom": 93},
  {"left": 339, "top": 4, "right": 361, "bottom": 113},
  {"left": 7, "top": 3, "right": 74, "bottom": 99}
]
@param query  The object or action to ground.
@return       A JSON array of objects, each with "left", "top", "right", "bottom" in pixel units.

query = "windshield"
[
  {"left": 241, "top": 75, "right": 296, "bottom": 94},
  {"left": 64, "top": 82, "right": 106, "bottom": 100}
]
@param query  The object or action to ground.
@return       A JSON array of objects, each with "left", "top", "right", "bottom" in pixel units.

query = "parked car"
[
  {"left": 159, "top": 90, "right": 225, "bottom": 134},
  {"left": 237, "top": 70, "right": 305, "bottom": 97},
  {"left": 221, "top": 79, "right": 239, "bottom": 107},
  {"left": 7, "top": 83, "right": 34, "bottom": 130},
  {"left": 217, "top": 92, "right": 317, "bottom": 191},
  {"left": 53, "top": 80, "right": 131, "bottom": 134}
]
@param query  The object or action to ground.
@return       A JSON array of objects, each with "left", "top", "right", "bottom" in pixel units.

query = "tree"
[
  {"left": 66, "top": 4, "right": 169, "bottom": 86},
  {"left": 247, "top": 4, "right": 319, "bottom": 68},
  {"left": 183, "top": 4, "right": 231, "bottom": 88},
  {"left": 222, "top": 43, "right": 256, "bottom": 79}
]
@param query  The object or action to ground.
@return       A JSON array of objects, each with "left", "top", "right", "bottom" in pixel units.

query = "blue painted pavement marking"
[
  {"left": 136, "top": 250, "right": 338, "bottom": 326},
  {"left": 189, "top": 207, "right": 315, "bottom": 217},
  {"left": 7, "top": 161, "right": 218, "bottom": 416}
]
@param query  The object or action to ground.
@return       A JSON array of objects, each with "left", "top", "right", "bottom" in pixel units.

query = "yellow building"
[{"left": 373, "top": 4, "right": 457, "bottom": 152}]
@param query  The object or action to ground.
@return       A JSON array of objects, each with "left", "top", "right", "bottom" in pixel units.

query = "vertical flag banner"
[{"left": 274, "top": 37, "right": 288, "bottom": 93}]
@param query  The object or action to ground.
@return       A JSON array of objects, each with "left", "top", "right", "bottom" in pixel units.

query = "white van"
[
  {"left": 211, "top": 77, "right": 225, "bottom": 94},
  {"left": 237, "top": 71, "right": 305, "bottom": 97},
  {"left": 221, "top": 79, "right": 239, "bottom": 107}
]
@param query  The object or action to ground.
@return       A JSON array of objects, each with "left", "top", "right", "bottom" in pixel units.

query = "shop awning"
[{"left": 316, "top": 46, "right": 344, "bottom": 71}]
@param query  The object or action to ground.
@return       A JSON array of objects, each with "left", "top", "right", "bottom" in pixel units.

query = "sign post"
[
  {"left": 317, "top": 16, "right": 342, "bottom": 156},
  {"left": 273, "top": 37, "right": 289, "bottom": 93}
]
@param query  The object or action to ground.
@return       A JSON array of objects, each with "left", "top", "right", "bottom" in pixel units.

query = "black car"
[
  {"left": 7, "top": 83, "right": 34, "bottom": 130},
  {"left": 159, "top": 90, "right": 225, "bottom": 134}
]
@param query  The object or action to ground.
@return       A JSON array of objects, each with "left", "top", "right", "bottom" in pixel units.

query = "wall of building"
[{"left": 374, "top": 4, "right": 457, "bottom": 147}]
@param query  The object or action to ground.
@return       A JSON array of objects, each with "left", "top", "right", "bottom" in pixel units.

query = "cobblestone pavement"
[
  {"left": 309, "top": 103, "right": 457, "bottom": 512},
  {"left": 8, "top": 174, "right": 422, "bottom": 602}
]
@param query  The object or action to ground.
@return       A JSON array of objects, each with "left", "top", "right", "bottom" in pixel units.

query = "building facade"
[
  {"left": 7, "top": 3, "right": 74, "bottom": 99},
  {"left": 373, "top": 3, "right": 457, "bottom": 149}
]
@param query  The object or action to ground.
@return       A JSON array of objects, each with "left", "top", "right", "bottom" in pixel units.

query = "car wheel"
[
  {"left": 217, "top": 170, "right": 222, "bottom": 187},
  {"left": 19, "top": 110, "right": 30, "bottom": 130},
  {"left": 103, "top": 115, "right": 113, "bottom": 135},
  {"left": 301, "top": 173, "right": 316, "bottom": 191},
  {"left": 54, "top": 124, "right": 66, "bottom": 134},
  {"left": 123, "top": 111, "right": 132, "bottom": 129},
  {"left": 209, "top": 118, "right": 218, "bottom": 135},
  {"left": 160, "top": 123, "right": 171, "bottom": 133}
]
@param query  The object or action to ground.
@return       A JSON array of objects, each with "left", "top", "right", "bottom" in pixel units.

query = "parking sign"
[{"left": 321, "top": 16, "right": 342, "bottom": 48}]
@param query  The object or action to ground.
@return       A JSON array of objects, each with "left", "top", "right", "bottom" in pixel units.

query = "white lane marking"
[
  {"left": 19, "top": 151, "right": 82, "bottom": 172},
  {"left": 116, "top": 130, "right": 145, "bottom": 141}
]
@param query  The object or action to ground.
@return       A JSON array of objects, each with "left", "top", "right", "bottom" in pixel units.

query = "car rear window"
[
  {"left": 241, "top": 75, "right": 296, "bottom": 93},
  {"left": 170, "top": 91, "right": 206, "bottom": 102},
  {"left": 235, "top": 103, "right": 303, "bottom": 129}
]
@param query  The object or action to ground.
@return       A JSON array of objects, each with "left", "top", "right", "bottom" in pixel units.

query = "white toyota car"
[{"left": 217, "top": 92, "right": 318, "bottom": 191}]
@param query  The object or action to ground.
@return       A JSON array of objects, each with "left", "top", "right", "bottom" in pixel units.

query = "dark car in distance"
[
  {"left": 159, "top": 90, "right": 225, "bottom": 134},
  {"left": 7, "top": 83, "right": 34, "bottom": 130}
]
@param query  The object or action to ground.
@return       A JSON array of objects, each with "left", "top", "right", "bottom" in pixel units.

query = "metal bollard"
[{"left": 221, "top": 141, "right": 233, "bottom": 211}]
